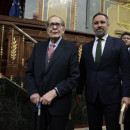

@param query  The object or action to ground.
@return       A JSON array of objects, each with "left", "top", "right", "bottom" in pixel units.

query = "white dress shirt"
[
  {"left": 92, "top": 34, "right": 108, "bottom": 61},
  {"left": 48, "top": 37, "right": 62, "bottom": 50}
]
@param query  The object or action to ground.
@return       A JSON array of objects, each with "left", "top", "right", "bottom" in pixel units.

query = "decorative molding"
[
  {"left": 38, "top": 0, "right": 44, "bottom": 21},
  {"left": 100, "top": 0, "right": 106, "bottom": 13},
  {"left": 107, "top": 3, "right": 130, "bottom": 37},
  {"left": 115, "top": 30, "right": 126, "bottom": 35},
  {"left": 107, "top": 0, "right": 130, "bottom": 3},
  {"left": 47, "top": 0, "right": 68, "bottom": 26},
  {"left": 0, "top": 25, "right": 4, "bottom": 78},
  {"left": 10, "top": 37, "right": 17, "bottom": 64},
  {"left": 70, "top": 0, "right": 77, "bottom": 30},
  {"left": 70, "top": 0, "right": 75, "bottom": 30},
  {"left": 69, "top": 0, "right": 72, "bottom": 29},
  {"left": 86, "top": 0, "right": 90, "bottom": 28},
  {"left": 78, "top": 45, "right": 82, "bottom": 62},
  {"left": 74, "top": 0, "right": 77, "bottom": 30},
  {"left": 37, "top": 0, "right": 39, "bottom": 14},
  {"left": 0, "top": 25, "right": 4, "bottom": 59},
  {"left": 120, "top": 0, "right": 130, "bottom": 2},
  {"left": 42, "top": 0, "right": 44, "bottom": 20},
  {"left": 117, "top": 4, "right": 130, "bottom": 30}
]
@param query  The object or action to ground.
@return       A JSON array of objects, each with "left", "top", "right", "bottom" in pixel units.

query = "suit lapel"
[
  {"left": 91, "top": 36, "right": 112, "bottom": 68},
  {"left": 46, "top": 39, "right": 65, "bottom": 73},
  {"left": 87, "top": 40, "right": 98, "bottom": 69},
  {"left": 89, "top": 41, "right": 95, "bottom": 64},
  {"left": 100, "top": 36, "right": 112, "bottom": 66},
  {"left": 40, "top": 41, "right": 49, "bottom": 73}
]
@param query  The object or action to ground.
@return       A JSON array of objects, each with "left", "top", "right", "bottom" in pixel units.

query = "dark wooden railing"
[
  {"left": 0, "top": 23, "right": 36, "bottom": 88},
  {"left": 0, "top": 15, "right": 95, "bottom": 128},
  {"left": 0, "top": 15, "right": 94, "bottom": 89}
]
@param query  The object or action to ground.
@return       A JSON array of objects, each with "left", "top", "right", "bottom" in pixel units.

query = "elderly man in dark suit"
[
  {"left": 121, "top": 32, "right": 130, "bottom": 130},
  {"left": 76, "top": 12, "right": 130, "bottom": 130},
  {"left": 25, "top": 15, "right": 80, "bottom": 130}
]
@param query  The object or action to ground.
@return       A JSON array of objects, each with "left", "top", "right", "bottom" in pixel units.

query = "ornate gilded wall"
[
  {"left": 107, "top": 4, "right": 130, "bottom": 37},
  {"left": 24, "top": 0, "right": 130, "bottom": 36},
  {"left": 102, "top": 0, "right": 130, "bottom": 37}
]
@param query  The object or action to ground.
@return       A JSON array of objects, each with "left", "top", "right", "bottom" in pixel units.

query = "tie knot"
[
  {"left": 97, "top": 38, "right": 103, "bottom": 42},
  {"left": 50, "top": 43, "right": 55, "bottom": 47}
]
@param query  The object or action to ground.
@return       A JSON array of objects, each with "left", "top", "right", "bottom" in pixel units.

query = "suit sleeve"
[
  {"left": 56, "top": 45, "right": 80, "bottom": 97},
  {"left": 120, "top": 40, "right": 130, "bottom": 97},
  {"left": 25, "top": 46, "right": 38, "bottom": 96}
]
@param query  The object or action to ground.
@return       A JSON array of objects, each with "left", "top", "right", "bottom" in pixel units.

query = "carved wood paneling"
[{"left": 0, "top": 15, "right": 94, "bottom": 77}]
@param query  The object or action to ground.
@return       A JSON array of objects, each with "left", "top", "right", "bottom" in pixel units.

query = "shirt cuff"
[{"left": 54, "top": 87, "right": 60, "bottom": 97}]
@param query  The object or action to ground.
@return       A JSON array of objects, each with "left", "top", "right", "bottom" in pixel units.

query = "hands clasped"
[{"left": 30, "top": 89, "right": 57, "bottom": 106}]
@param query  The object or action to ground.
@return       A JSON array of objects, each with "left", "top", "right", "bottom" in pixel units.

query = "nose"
[
  {"left": 53, "top": 25, "right": 57, "bottom": 28},
  {"left": 98, "top": 23, "right": 102, "bottom": 27},
  {"left": 124, "top": 39, "right": 127, "bottom": 42},
  {"left": 123, "top": 38, "right": 127, "bottom": 41}
]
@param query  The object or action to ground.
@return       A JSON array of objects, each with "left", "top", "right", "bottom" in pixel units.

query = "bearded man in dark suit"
[
  {"left": 76, "top": 13, "right": 130, "bottom": 130},
  {"left": 25, "top": 15, "right": 80, "bottom": 130}
]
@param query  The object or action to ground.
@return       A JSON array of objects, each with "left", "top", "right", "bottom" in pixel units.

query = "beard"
[{"left": 94, "top": 29, "right": 107, "bottom": 38}]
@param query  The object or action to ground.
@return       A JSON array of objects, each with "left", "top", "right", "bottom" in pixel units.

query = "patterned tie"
[
  {"left": 48, "top": 43, "right": 55, "bottom": 58},
  {"left": 95, "top": 39, "right": 102, "bottom": 66}
]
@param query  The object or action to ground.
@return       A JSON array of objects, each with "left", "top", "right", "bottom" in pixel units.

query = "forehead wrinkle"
[
  {"left": 93, "top": 15, "right": 108, "bottom": 24},
  {"left": 49, "top": 17, "right": 62, "bottom": 23}
]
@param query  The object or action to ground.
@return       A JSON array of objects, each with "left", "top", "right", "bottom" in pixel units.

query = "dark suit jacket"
[
  {"left": 25, "top": 38, "right": 80, "bottom": 115},
  {"left": 77, "top": 35, "right": 130, "bottom": 104}
]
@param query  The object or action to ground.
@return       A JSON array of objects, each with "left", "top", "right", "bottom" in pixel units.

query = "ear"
[
  {"left": 107, "top": 22, "right": 110, "bottom": 27},
  {"left": 62, "top": 26, "right": 65, "bottom": 33}
]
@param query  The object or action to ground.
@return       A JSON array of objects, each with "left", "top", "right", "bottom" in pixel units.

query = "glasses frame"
[{"left": 47, "top": 22, "right": 63, "bottom": 28}]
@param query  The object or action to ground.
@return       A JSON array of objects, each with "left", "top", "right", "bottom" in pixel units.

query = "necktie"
[
  {"left": 48, "top": 43, "right": 55, "bottom": 58},
  {"left": 95, "top": 39, "right": 102, "bottom": 66}
]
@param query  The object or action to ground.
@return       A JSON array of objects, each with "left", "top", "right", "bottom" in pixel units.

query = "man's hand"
[
  {"left": 40, "top": 89, "right": 57, "bottom": 105},
  {"left": 121, "top": 97, "right": 130, "bottom": 109},
  {"left": 76, "top": 94, "right": 82, "bottom": 106},
  {"left": 30, "top": 93, "right": 40, "bottom": 106}
]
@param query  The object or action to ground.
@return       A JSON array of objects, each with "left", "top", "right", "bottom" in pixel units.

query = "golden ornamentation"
[
  {"left": 21, "top": 36, "right": 25, "bottom": 88},
  {"left": 0, "top": 25, "right": 4, "bottom": 58},
  {"left": 108, "top": 0, "right": 130, "bottom": 3},
  {"left": 10, "top": 74, "right": 13, "bottom": 81},
  {"left": 0, "top": 73, "right": 3, "bottom": 78},
  {"left": 0, "top": 25, "right": 4, "bottom": 77},
  {"left": 69, "top": 0, "right": 77, "bottom": 30},
  {"left": 11, "top": 37, "right": 17, "bottom": 61},
  {"left": 120, "top": 0, "right": 130, "bottom": 2},
  {"left": 47, "top": 0, "right": 68, "bottom": 27},
  {"left": 74, "top": 0, "right": 77, "bottom": 30},
  {"left": 101, "top": 0, "right": 106, "bottom": 13},
  {"left": 42, "top": 0, "right": 44, "bottom": 20},
  {"left": 37, "top": 0, "right": 40, "bottom": 14},
  {"left": 10, "top": 28, "right": 17, "bottom": 81},
  {"left": 22, "top": 58, "right": 24, "bottom": 66},
  {"left": 22, "top": 36, "right": 25, "bottom": 66},
  {"left": 78, "top": 45, "right": 82, "bottom": 62},
  {"left": 117, "top": 4, "right": 130, "bottom": 30},
  {"left": 21, "top": 81, "right": 23, "bottom": 88}
]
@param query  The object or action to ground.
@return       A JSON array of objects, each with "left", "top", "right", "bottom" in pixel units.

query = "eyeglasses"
[{"left": 47, "top": 22, "right": 63, "bottom": 28}]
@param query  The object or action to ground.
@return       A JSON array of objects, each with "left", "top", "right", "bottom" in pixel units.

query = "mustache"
[
  {"left": 51, "top": 30, "right": 59, "bottom": 33},
  {"left": 96, "top": 27, "right": 104, "bottom": 31},
  {"left": 52, "top": 32, "right": 58, "bottom": 33}
]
